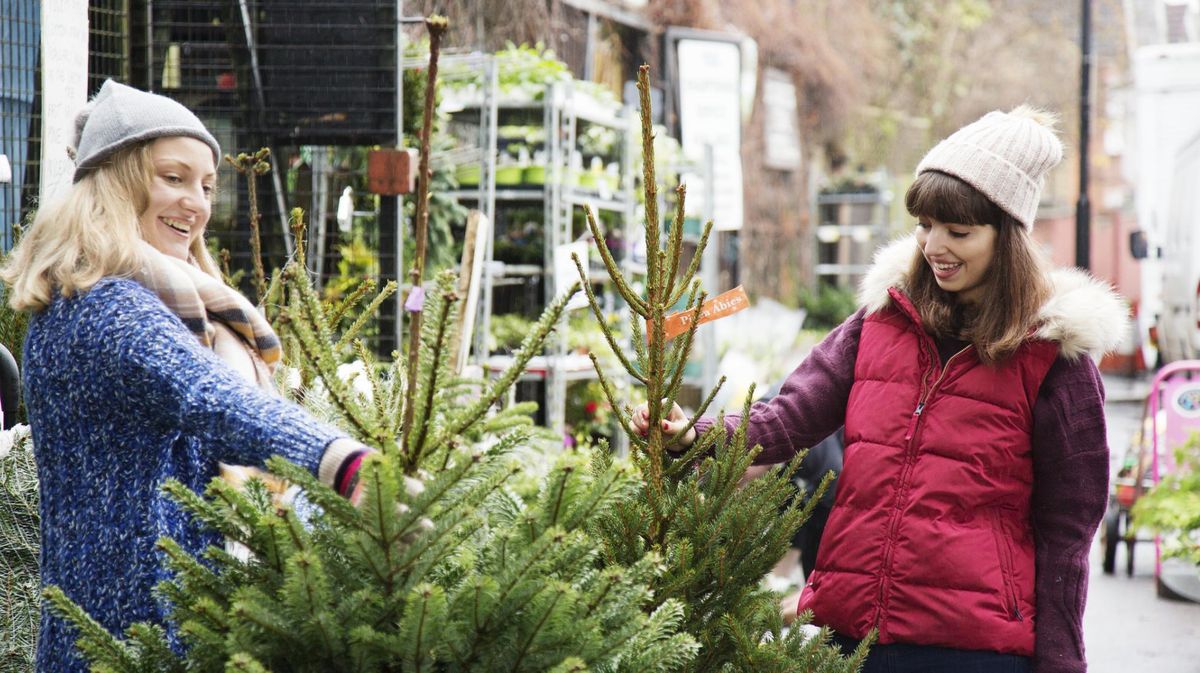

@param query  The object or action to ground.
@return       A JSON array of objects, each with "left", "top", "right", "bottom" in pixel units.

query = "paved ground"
[{"left": 1084, "top": 376, "right": 1200, "bottom": 673}]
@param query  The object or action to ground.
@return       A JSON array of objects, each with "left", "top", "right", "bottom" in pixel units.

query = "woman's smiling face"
[
  {"left": 915, "top": 216, "right": 997, "bottom": 303},
  {"left": 138, "top": 137, "right": 215, "bottom": 261}
]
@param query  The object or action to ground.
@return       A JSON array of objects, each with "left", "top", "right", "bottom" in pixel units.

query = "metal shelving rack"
[
  {"left": 814, "top": 185, "right": 891, "bottom": 289},
  {"left": 442, "top": 60, "right": 637, "bottom": 452}
]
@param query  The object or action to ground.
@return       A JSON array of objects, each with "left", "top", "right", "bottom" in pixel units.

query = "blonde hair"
[
  {"left": 1, "top": 141, "right": 222, "bottom": 311},
  {"left": 904, "top": 170, "right": 1051, "bottom": 365}
]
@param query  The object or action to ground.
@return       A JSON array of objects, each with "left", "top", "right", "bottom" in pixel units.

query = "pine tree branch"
[
  {"left": 546, "top": 466, "right": 570, "bottom": 528},
  {"left": 262, "top": 268, "right": 284, "bottom": 323},
  {"left": 284, "top": 551, "right": 337, "bottom": 657},
  {"left": 405, "top": 585, "right": 434, "bottom": 673},
  {"left": 42, "top": 585, "right": 139, "bottom": 669},
  {"left": 637, "top": 65, "right": 661, "bottom": 290},
  {"left": 422, "top": 286, "right": 574, "bottom": 456},
  {"left": 509, "top": 585, "right": 565, "bottom": 671},
  {"left": 663, "top": 288, "right": 706, "bottom": 402},
  {"left": 477, "top": 528, "right": 564, "bottom": 634},
  {"left": 335, "top": 280, "right": 398, "bottom": 352},
  {"left": 586, "top": 352, "right": 643, "bottom": 450},
  {"left": 286, "top": 263, "right": 335, "bottom": 348},
  {"left": 225, "top": 653, "right": 271, "bottom": 673},
  {"left": 582, "top": 206, "right": 648, "bottom": 315},
  {"left": 225, "top": 149, "right": 272, "bottom": 303},
  {"left": 628, "top": 304, "right": 649, "bottom": 371},
  {"left": 230, "top": 596, "right": 295, "bottom": 645},
  {"left": 155, "top": 537, "right": 229, "bottom": 605},
  {"left": 668, "top": 220, "right": 713, "bottom": 308},
  {"left": 286, "top": 312, "right": 379, "bottom": 444},
  {"left": 353, "top": 339, "right": 389, "bottom": 431},
  {"left": 385, "top": 356, "right": 406, "bottom": 438},
  {"left": 408, "top": 280, "right": 457, "bottom": 468},
  {"left": 572, "top": 253, "right": 647, "bottom": 385},
  {"left": 290, "top": 207, "right": 308, "bottom": 270},
  {"left": 329, "top": 278, "right": 377, "bottom": 329},
  {"left": 281, "top": 263, "right": 384, "bottom": 444},
  {"left": 663, "top": 184, "right": 687, "bottom": 302},
  {"left": 401, "top": 15, "right": 448, "bottom": 454},
  {"left": 560, "top": 460, "right": 632, "bottom": 532}
]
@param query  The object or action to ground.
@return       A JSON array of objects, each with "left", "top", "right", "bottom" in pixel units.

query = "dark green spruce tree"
[{"left": 573, "top": 65, "right": 870, "bottom": 673}]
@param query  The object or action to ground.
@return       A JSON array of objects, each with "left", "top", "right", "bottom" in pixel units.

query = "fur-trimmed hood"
[{"left": 857, "top": 234, "right": 1130, "bottom": 361}]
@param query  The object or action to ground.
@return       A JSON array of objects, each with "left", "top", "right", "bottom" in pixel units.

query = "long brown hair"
[{"left": 904, "top": 170, "right": 1050, "bottom": 365}]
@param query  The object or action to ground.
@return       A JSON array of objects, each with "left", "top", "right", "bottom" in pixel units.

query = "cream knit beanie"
[
  {"left": 70, "top": 80, "right": 221, "bottom": 183},
  {"left": 915, "top": 105, "right": 1063, "bottom": 229}
]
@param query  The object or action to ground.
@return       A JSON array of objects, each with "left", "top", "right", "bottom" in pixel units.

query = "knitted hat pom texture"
[{"left": 915, "top": 104, "right": 1064, "bottom": 229}]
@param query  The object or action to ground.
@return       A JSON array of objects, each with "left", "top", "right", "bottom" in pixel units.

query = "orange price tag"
[{"left": 650, "top": 286, "right": 750, "bottom": 342}]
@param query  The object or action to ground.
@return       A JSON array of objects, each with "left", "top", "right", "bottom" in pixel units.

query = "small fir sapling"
[{"left": 573, "top": 64, "right": 871, "bottom": 673}]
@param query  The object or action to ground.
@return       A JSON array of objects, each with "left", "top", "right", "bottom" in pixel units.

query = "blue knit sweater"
[{"left": 24, "top": 278, "right": 344, "bottom": 672}]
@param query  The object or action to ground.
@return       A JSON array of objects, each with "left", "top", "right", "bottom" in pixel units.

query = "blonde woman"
[{"left": 1, "top": 80, "right": 370, "bottom": 673}]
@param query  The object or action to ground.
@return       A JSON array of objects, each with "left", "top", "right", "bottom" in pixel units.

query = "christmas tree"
[
  {"left": 573, "top": 65, "right": 870, "bottom": 672},
  {"left": 0, "top": 425, "right": 36, "bottom": 672}
]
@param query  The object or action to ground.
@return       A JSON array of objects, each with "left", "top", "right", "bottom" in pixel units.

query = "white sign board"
[
  {"left": 762, "top": 67, "right": 802, "bottom": 170},
  {"left": 40, "top": 0, "right": 89, "bottom": 202},
  {"left": 677, "top": 38, "right": 743, "bottom": 231}
]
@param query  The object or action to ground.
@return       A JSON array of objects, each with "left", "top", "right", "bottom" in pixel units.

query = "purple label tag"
[{"left": 404, "top": 286, "right": 425, "bottom": 312}]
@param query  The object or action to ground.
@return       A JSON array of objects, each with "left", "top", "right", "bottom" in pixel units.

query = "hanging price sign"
[{"left": 650, "top": 286, "right": 749, "bottom": 342}]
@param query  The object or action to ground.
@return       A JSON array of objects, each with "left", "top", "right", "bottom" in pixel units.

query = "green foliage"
[
  {"left": 442, "top": 42, "right": 618, "bottom": 107},
  {"left": 1132, "top": 433, "right": 1200, "bottom": 565},
  {"left": 796, "top": 284, "right": 858, "bottom": 330},
  {"left": 575, "top": 65, "right": 868, "bottom": 672},
  {"left": 0, "top": 223, "right": 29, "bottom": 425},
  {"left": 0, "top": 293, "right": 27, "bottom": 375},
  {"left": 322, "top": 230, "right": 381, "bottom": 305},
  {"left": 0, "top": 426, "right": 37, "bottom": 672},
  {"left": 47, "top": 434, "right": 695, "bottom": 672},
  {"left": 489, "top": 313, "right": 536, "bottom": 353}
]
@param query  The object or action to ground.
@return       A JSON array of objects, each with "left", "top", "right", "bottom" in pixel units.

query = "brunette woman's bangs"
[{"left": 905, "top": 170, "right": 1004, "bottom": 226}]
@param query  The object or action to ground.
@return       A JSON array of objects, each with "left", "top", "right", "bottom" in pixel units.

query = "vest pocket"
[{"left": 988, "top": 511, "right": 1024, "bottom": 622}]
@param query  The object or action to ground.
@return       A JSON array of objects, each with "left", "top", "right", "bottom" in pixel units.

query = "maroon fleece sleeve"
[
  {"left": 1030, "top": 355, "right": 1109, "bottom": 673},
  {"left": 693, "top": 307, "right": 863, "bottom": 465}
]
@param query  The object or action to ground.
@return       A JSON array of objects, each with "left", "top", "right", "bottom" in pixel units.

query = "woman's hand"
[{"left": 632, "top": 400, "right": 697, "bottom": 448}]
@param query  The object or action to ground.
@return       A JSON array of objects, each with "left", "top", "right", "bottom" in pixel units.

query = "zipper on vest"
[
  {"left": 874, "top": 339, "right": 970, "bottom": 630},
  {"left": 904, "top": 402, "right": 924, "bottom": 441},
  {"left": 991, "top": 509, "right": 1025, "bottom": 623},
  {"left": 904, "top": 346, "right": 966, "bottom": 442}
]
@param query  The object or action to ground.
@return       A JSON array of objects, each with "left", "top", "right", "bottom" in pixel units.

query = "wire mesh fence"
[{"left": 0, "top": 0, "right": 40, "bottom": 249}]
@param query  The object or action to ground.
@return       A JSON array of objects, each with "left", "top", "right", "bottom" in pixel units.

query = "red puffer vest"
[{"left": 797, "top": 288, "right": 1058, "bottom": 655}]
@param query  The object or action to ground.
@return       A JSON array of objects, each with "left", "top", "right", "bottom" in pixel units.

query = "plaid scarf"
[{"left": 133, "top": 241, "right": 282, "bottom": 383}]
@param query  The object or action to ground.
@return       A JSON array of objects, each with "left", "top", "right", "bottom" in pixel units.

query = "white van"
[{"left": 1157, "top": 130, "right": 1200, "bottom": 363}]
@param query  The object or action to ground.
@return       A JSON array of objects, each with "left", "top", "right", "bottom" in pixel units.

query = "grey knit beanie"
[
  {"left": 915, "top": 105, "right": 1063, "bottom": 229},
  {"left": 71, "top": 79, "right": 221, "bottom": 183}
]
